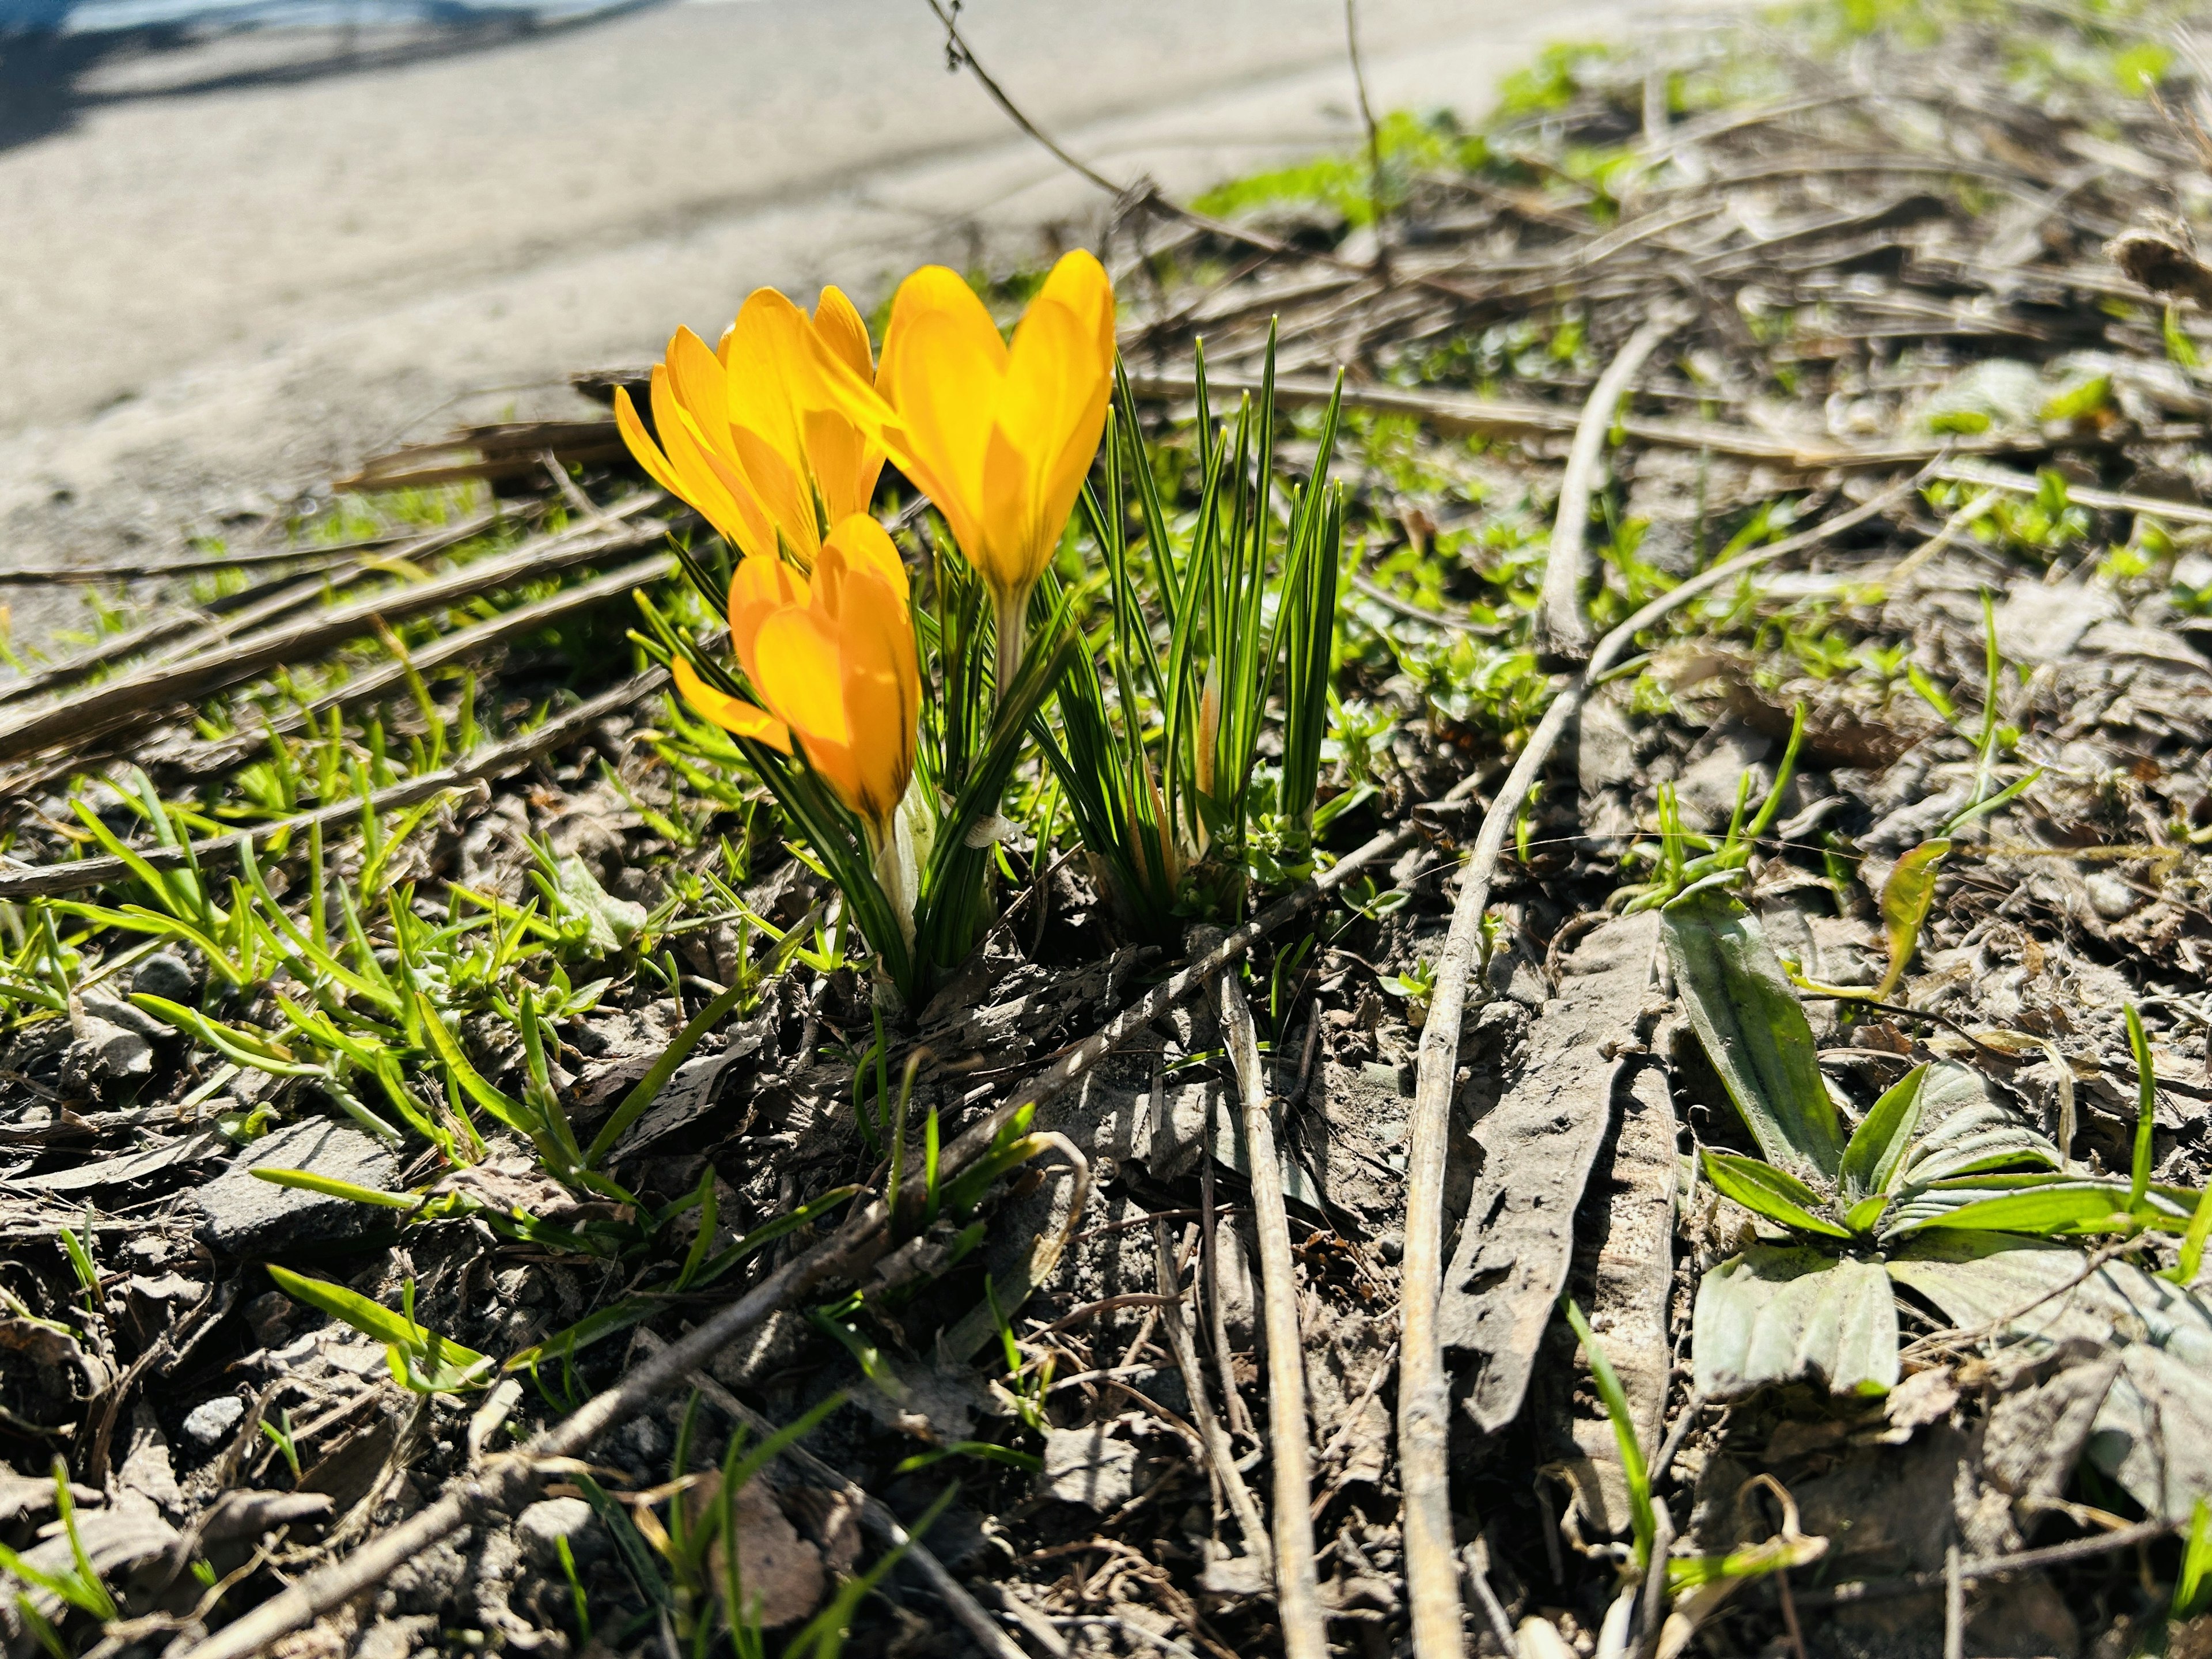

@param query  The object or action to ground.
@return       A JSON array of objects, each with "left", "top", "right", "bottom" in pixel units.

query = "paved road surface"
[{"left": 0, "top": 0, "right": 1717, "bottom": 594}]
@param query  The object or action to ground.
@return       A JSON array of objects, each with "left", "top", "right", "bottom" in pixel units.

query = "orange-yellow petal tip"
[{"left": 673, "top": 657, "right": 790, "bottom": 752}]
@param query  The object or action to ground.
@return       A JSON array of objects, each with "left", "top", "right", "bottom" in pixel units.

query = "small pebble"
[
  {"left": 2084, "top": 872, "right": 2138, "bottom": 922},
  {"left": 183, "top": 1395, "right": 247, "bottom": 1445},
  {"left": 517, "top": 1497, "right": 606, "bottom": 1569},
  {"left": 131, "top": 953, "right": 197, "bottom": 1005}
]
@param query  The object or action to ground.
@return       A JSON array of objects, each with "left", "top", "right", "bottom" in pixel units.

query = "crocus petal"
[
  {"left": 1034, "top": 248, "right": 1116, "bottom": 370},
  {"left": 980, "top": 295, "right": 1108, "bottom": 596},
  {"left": 821, "top": 513, "right": 910, "bottom": 609},
  {"left": 754, "top": 608, "right": 854, "bottom": 748},
  {"left": 645, "top": 362, "right": 775, "bottom": 559},
  {"left": 613, "top": 384, "right": 690, "bottom": 508},
  {"left": 834, "top": 571, "right": 918, "bottom": 827},
  {"left": 726, "top": 553, "right": 808, "bottom": 685},
  {"left": 812, "top": 286, "right": 874, "bottom": 382},
  {"left": 803, "top": 407, "right": 877, "bottom": 529},
  {"left": 673, "top": 657, "right": 789, "bottom": 752},
  {"left": 719, "top": 290, "right": 817, "bottom": 466},
  {"left": 729, "top": 424, "right": 821, "bottom": 566},
  {"left": 878, "top": 305, "right": 998, "bottom": 559},
  {"left": 881, "top": 264, "right": 1007, "bottom": 390}
]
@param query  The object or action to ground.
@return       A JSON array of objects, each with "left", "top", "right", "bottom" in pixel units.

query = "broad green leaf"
[
  {"left": 548, "top": 855, "right": 648, "bottom": 955},
  {"left": 1694, "top": 1246, "right": 1898, "bottom": 1398},
  {"left": 1702, "top": 1151, "right": 1850, "bottom": 1238},
  {"left": 2093, "top": 1343, "right": 2212, "bottom": 1524},
  {"left": 1889, "top": 1232, "right": 2212, "bottom": 1363},
  {"left": 1886, "top": 1176, "right": 2161, "bottom": 1238},
  {"left": 392, "top": 1333, "right": 494, "bottom": 1394},
  {"left": 1839, "top": 1062, "right": 1929, "bottom": 1201},
  {"left": 1885, "top": 1234, "right": 2212, "bottom": 1521},
  {"left": 1869, "top": 839, "right": 1948, "bottom": 1000},
  {"left": 1662, "top": 893, "right": 1844, "bottom": 1179},
  {"left": 1901, "top": 1096, "right": 2062, "bottom": 1185},
  {"left": 1844, "top": 1194, "right": 1891, "bottom": 1234},
  {"left": 1881, "top": 1231, "right": 2103, "bottom": 1344}
]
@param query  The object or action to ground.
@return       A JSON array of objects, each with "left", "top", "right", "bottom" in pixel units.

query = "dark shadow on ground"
[{"left": 0, "top": 0, "right": 664, "bottom": 153}]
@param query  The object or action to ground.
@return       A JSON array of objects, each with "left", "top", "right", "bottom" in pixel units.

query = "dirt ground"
[{"left": 8, "top": 2, "right": 2212, "bottom": 1658}]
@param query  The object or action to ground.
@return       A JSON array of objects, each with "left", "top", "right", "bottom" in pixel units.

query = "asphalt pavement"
[{"left": 0, "top": 0, "right": 1716, "bottom": 586}]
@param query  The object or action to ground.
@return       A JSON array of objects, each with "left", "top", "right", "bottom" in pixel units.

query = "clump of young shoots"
[{"left": 1045, "top": 340, "right": 1350, "bottom": 938}]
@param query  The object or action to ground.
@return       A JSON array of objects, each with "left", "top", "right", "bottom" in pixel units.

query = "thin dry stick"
[
  {"left": 1943, "top": 1542, "right": 1965, "bottom": 1659},
  {"left": 1, "top": 563, "right": 377, "bottom": 715},
  {"left": 174, "top": 793, "right": 1465, "bottom": 1659},
  {"left": 1128, "top": 369, "right": 2074, "bottom": 472},
  {"left": 1933, "top": 456, "right": 2212, "bottom": 528},
  {"left": 1200, "top": 1136, "right": 1258, "bottom": 1441},
  {"left": 1350, "top": 570, "right": 1503, "bottom": 634},
  {"left": 0, "top": 497, "right": 666, "bottom": 765},
  {"left": 0, "top": 667, "right": 668, "bottom": 902},
  {"left": 1801, "top": 1512, "right": 2183, "bottom": 1609},
  {"left": 1531, "top": 310, "right": 1683, "bottom": 666},
  {"left": 1211, "top": 959, "right": 1326, "bottom": 1659},
  {"left": 1462, "top": 1543, "right": 1522, "bottom": 1657},
  {"left": 174, "top": 552, "right": 676, "bottom": 776},
  {"left": 1343, "top": 0, "right": 1389, "bottom": 268},
  {"left": 631, "top": 1331, "right": 1025, "bottom": 1659},
  {"left": 0, "top": 509, "right": 511, "bottom": 713},
  {"left": 1395, "top": 472, "right": 1923, "bottom": 1659},
  {"left": 920, "top": 0, "right": 1476, "bottom": 304},
  {"left": 0, "top": 507, "right": 506, "bottom": 586},
  {"left": 1884, "top": 487, "right": 2003, "bottom": 585},
  {"left": 1153, "top": 1217, "right": 1273, "bottom": 1569}
]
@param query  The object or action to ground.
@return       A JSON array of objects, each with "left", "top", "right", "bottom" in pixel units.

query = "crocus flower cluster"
[{"left": 617, "top": 251, "right": 1116, "bottom": 930}]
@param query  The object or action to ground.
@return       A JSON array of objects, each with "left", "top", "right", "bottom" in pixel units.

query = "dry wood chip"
[{"left": 1437, "top": 911, "right": 1662, "bottom": 1433}]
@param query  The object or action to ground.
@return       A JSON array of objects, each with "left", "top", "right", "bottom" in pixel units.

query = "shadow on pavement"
[{"left": 0, "top": 0, "right": 664, "bottom": 152}]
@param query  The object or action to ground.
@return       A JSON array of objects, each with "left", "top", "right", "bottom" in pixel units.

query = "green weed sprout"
[{"left": 264, "top": 1266, "right": 493, "bottom": 1394}]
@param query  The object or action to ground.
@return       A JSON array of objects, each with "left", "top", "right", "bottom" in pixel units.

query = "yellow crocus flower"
[
  {"left": 616, "top": 286, "right": 884, "bottom": 569},
  {"left": 671, "top": 513, "right": 919, "bottom": 845},
  {"left": 821, "top": 249, "right": 1116, "bottom": 684}
]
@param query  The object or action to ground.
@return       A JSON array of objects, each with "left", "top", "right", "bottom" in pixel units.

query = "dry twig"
[{"left": 1207, "top": 949, "right": 1325, "bottom": 1659}]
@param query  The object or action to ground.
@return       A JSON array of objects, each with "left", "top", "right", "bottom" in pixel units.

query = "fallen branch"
[
  {"left": 0, "top": 508, "right": 512, "bottom": 711},
  {"left": 160, "top": 552, "right": 676, "bottom": 779},
  {"left": 0, "top": 507, "right": 507, "bottom": 586}
]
